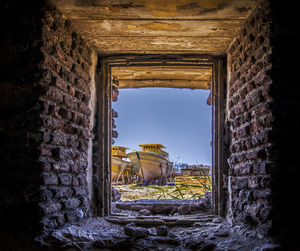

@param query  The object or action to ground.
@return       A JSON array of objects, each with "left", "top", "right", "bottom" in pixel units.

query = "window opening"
[{"left": 95, "top": 55, "right": 225, "bottom": 217}]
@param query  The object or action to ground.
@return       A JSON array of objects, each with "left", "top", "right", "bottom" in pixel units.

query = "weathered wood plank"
[
  {"left": 111, "top": 66, "right": 211, "bottom": 80},
  {"left": 71, "top": 19, "right": 241, "bottom": 38},
  {"left": 52, "top": 0, "right": 255, "bottom": 20},
  {"left": 86, "top": 36, "right": 233, "bottom": 54},
  {"left": 51, "top": 0, "right": 256, "bottom": 54},
  {"left": 117, "top": 79, "right": 209, "bottom": 89}
]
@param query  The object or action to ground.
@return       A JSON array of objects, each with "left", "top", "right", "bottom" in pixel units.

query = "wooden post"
[
  {"left": 211, "top": 58, "right": 226, "bottom": 216},
  {"left": 97, "top": 59, "right": 112, "bottom": 217}
]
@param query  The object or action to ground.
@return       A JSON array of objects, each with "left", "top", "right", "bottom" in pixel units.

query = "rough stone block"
[
  {"left": 50, "top": 212, "right": 65, "bottom": 226},
  {"left": 54, "top": 187, "right": 73, "bottom": 198},
  {"left": 248, "top": 177, "right": 259, "bottom": 189},
  {"left": 52, "top": 161, "right": 71, "bottom": 172},
  {"left": 78, "top": 139, "right": 89, "bottom": 152},
  {"left": 41, "top": 172, "right": 58, "bottom": 185},
  {"left": 39, "top": 201, "right": 62, "bottom": 214},
  {"left": 77, "top": 173, "right": 86, "bottom": 186},
  {"left": 74, "top": 186, "right": 86, "bottom": 197},
  {"left": 52, "top": 147, "right": 67, "bottom": 160},
  {"left": 61, "top": 198, "right": 81, "bottom": 209},
  {"left": 55, "top": 76, "right": 68, "bottom": 91},
  {"left": 59, "top": 173, "right": 73, "bottom": 185},
  {"left": 58, "top": 107, "right": 72, "bottom": 120},
  {"left": 46, "top": 87, "right": 64, "bottom": 104},
  {"left": 40, "top": 189, "right": 53, "bottom": 202},
  {"left": 52, "top": 132, "right": 68, "bottom": 146},
  {"left": 64, "top": 94, "right": 78, "bottom": 110}
]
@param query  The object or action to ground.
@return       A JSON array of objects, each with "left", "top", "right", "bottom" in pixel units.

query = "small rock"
[
  {"left": 259, "top": 243, "right": 281, "bottom": 251},
  {"left": 212, "top": 216, "right": 223, "bottom": 223},
  {"left": 148, "top": 227, "right": 157, "bottom": 236},
  {"left": 156, "top": 225, "right": 169, "bottom": 236},
  {"left": 213, "top": 230, "right": 229, "bottom": 237},
  {"left": 152, "top": 236, "right": 180, "bottom": 245},
  {"left": 178, "top": 204, "right": 192, "bottom": 215},
  {"left": 199, "top": 242, "right": 216, "bottom": 251},
  {"left": 193, "top": 222, "right": 204, "bottom": 227},
  {"left": 124, "top": 223, "right": 150, "bottom": 237},
  {"left": 185, "top": 237, "right": 215, "bottom": 250},
  {"left": 139, "top": 208, "right": 151, "bottom": 216},
  {"left": 112, "top": 188, "right": 121, "bottom": 202},
  {"left": 93, "top": 239, "right": 106, "bottom": 248}
]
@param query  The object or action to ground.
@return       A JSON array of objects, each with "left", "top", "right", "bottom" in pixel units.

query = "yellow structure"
[
  {"left": 175, "top": 176, "right": 211, "bottom": 195},
  {"left": 111, "top": 146, "right": 132, "bottom": 184},
  {"left": 112, "top": 146, "right": 128, "bottom": 158},
  {"left": 127, "top": 144, "right": 174, "bottom": 183},
  {"left": 138, "top": 144, "right": 169, "bottom": 159}
]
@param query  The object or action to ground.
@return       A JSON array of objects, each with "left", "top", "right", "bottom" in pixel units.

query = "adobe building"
[{"left": 0, "top": 0, "right": 299, "bottom": 250}]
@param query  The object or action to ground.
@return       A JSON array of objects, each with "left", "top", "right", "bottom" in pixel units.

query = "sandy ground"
[{"left": 113, "top": 184, "right": 210, "bottom": 201}]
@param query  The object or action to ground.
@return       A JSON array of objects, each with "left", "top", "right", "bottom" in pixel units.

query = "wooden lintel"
[{"left": 117, "top": 79, "right": 209, "bottom": 89}]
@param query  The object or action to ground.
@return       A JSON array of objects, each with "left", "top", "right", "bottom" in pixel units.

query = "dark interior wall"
[
  {"left": 0, "top": 0, "right": 95, "bottom": 240},
  {"left": 0, "top": 0, "right": 47, "bottom": 237},
  {"left": 268, "top": 1, "right": 299, "bottom": 247},
  {"left": 226, "top": 0, "right": 273, "bottom": 236},
  {"left": 226, "top": 0, "right": 299, "bottom": 246}
]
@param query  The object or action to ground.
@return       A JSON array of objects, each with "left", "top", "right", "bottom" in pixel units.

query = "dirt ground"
[{"left": 113, "top": 184, "right": 210, "bottom": 201}]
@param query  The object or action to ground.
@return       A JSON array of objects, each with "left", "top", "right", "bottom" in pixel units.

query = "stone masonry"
[
  {"left": 38, "top": 6, "right": 93, "bottom": 231},
  {"left": 226, "top": 1, "right": 300, "bottom": 247},
  {"left": 226, "top": 1, "right": 273, "bottom": 236},
  {"left": 0, "top": 0, "right": 299, "bottom": 250},
  {"left": 0, "top": 2, "right": 95, "bottom": 239}
]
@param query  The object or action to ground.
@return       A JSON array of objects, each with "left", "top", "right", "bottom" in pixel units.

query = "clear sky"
[{"left": 112, "top": 88, "right": 212, "bottom": 165}]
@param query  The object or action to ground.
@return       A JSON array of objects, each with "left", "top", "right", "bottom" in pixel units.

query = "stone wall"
[
  {"left": 226, "top": 1, "right": 273, "bottom": 236},
  {"left": 0, "top": 1, "right": 96, "bottom": 239},
  {"left": 39, "top": 6, "right": 94, "bottom": 231},
  {"left": 226, "top": 1, "right": 299, "bottom": 246}
]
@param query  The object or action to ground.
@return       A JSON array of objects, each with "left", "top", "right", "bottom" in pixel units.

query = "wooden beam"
[
  {"left": 52, "top": 0, "right": 256, "bottom": 20},
  {"left": 111, "top": 66, "right": 212, "bottom": 81},
  {"left": 211, "top": 57, "right": 226, "bottom": 216},
  {"left": 97, "top": 59, "right": 112, "bottom": 217},
  {"left": 71, "top": 19, "right": 241, "bottom": 38},
  {"left": 86, "top": 36, "right": 233, "bottom": 54},
  {"left": 117, "top": 79, "right": 209, "bottom": 89}
]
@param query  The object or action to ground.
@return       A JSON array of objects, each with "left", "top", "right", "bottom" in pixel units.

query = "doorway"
[{"left": 95, "top": 55, "right": 225, "bottom": 217}]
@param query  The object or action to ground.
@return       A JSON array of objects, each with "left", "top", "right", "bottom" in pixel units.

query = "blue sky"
[{"left": 112, "top": 88, "right": 212, "bottom": 165}]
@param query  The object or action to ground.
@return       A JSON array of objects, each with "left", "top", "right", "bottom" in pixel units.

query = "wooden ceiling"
[
  {"left": 51, "top": 0, "right": 257, "bottom": 55},
  {"left": 111, "top": 66, "right": 212, "bottom": 89},
  {"left": 51, "top": 0, "right": 256, "bottom": 89}
]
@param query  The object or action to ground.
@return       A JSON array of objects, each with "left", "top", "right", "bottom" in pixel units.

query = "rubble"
[
  {"left": 156, "top": 225, "right": 169, "bottom": 236},
  {"left": 139, "top": 208, "right": 152, "bottom": 216},
  {"left": 124, "top": 223, "right": 151, "bottom": 237},
  {"left": 114, "top": 195, "right": 212, "bottom": 216},
  {"left": 39, "top": 213, "right": 279, "bottom": 250},
  {"left": 112, "top": 187, "right": 121, "bottom": 202}
]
